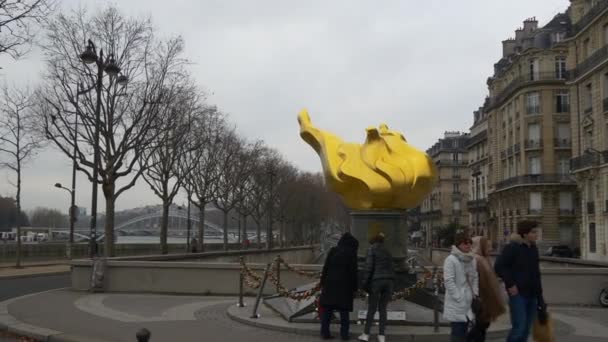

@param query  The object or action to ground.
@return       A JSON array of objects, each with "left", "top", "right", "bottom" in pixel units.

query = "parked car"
[{"left": 544, "top": 245, "right": 575, "bottom": 258}]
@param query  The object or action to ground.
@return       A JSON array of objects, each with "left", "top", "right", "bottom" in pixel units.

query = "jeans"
[
  {"left": 450, "top": 322, "right": 467, "bottom": 342},
  {"left": 320, "top": 308, "right": 350, "bottom": 338},
  {"left": 507, "top": 295, "right": 537, "bottom": 342},
  {"left": 364, "top": 279, "right": 394, "bottom": 335}
]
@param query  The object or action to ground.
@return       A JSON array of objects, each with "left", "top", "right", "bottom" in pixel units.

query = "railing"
[
  {"left": 527, "top": 209, "right": 543, "bottom": 215},
  {"left": 507, "top": 146, "right": 514, "bottom": 156},
  {"left": 556, "top": 103, "right": 570, "bottom": 113},
  {"left": 554, "top": 138, "right": 571, "bottom": 148},
  {"left": 570, "top": 45, "right": 608, "bottom": 81},
  {"left": 572, "top": 0, "right": 608, "bottom": 35},
  {"left": 570, "top": 152, "right": 601, "bottom": 172},
  {"left": 452, "top": 210, "right": 462, "bottom": 216},
  {"left": 495, "top": 174, "right": 576, "bottom": 191},
  {"left": 421, "top": 210, "right": 442, "bottom": 218},
  {"left": 514, "top": 143, "right": 521, "bottom": 154},
  {"left": 587, "top": 202, "right": 596, "bottom": 215},
  {"left": 501, "top": 150, "right": 506, "bottom": 159},
  {"left": 524, "top": 139, "right": 543, "bottom": 149},
  {"left": 436, "top": 160, "right": 468, "bottom": 166},
  {"left": 466, "top": 131, "right": 487, "bottom": 148},
  {"left": 488, "top": 72, "right": 566, "bottom": 110},
  {"left": 559, "top": 208, "right": 575, "bottom": 216},
  {"left": 467, "top": 199, "right": 488, "bottom": 210}
]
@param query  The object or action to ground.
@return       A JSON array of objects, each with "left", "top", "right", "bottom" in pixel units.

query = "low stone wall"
[{"left": 71, "top": 246, "right": 317, "bottom": 295}]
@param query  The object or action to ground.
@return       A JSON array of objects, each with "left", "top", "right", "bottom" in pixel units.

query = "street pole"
[
  {"left": 89, "top": 48, "right": 104, "bottom": 259},
  {"left": 68, "top": 83, "right": 82, "bottom": 258},
  {"left": 266, "top": 169, "right": 275, "bottom": 251},
  {"left": 186, "top": 187, "right": 192, "bottom": 253}
]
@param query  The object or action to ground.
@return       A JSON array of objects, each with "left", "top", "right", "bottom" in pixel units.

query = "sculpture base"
[{"left": 350, "top": 210, "right": 413, "bottom": 291}]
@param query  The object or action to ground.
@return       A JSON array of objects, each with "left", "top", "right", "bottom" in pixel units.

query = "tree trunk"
[
  {"left": 186, "top": 196, "right": 191, "bottom": 253},
  {"left": 15, "top": 159, "right": 21, "bottom": 268},
  {"left": 241, "top": 214, "right": 247, "bottom": 246},
  {"left": 255, "top": 218, "right": 262, "bottom": 249},
  {"left": 160, "top": 200, "right": 170, "bottom": 254},
  {"left": 198, "top": 206, "right": 205, "bottom": 252},
  {"left": 222, "top": 210, "right": 228, "bottom": 251},
  {"left": 103, "top": 183, "right": 116, "bottom": 257},
  {"left": 279, "top": 220, "right": 284, "bottom": 248},
  {"left": 237, "top": 215, "right": 241, "bottom": 245}
]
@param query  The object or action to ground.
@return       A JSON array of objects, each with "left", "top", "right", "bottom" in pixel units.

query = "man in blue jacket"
[{"left": 494, "top": 220, "right": 546, "bottom": 342}]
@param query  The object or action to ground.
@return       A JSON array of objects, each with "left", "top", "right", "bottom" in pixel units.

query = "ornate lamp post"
[
  {"left": 79, "top": 40, "right": 127, "bottom": 258},
  {"left": 54, "top": 182, "right": 75, "bottom": 258}
]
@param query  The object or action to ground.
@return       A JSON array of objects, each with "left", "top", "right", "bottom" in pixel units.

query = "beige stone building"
[
  {"left": 566, "top": 0, "right": 608, "bottom": 261},
  {"left": 467, "top": 107, "right": 490, "bottom": 237},
  {"left": 484, "top": 16, "right": 579, "bottom": 248},
  {"left": 420, "top": 132, "right": 470, "bottom": 246}
]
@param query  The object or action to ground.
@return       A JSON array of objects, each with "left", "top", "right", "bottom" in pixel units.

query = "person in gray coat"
[{"left": 358, "top": 232, "right": 394, "bottom": 342}]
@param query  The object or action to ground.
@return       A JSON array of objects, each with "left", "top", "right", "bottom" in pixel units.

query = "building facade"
[
  {"left": 467, "top": 107, "right": 490, "bottom": 237},
  {"left": 484, "top": 16, "right": 579, "bottom": 248},
  {"left": 567, "top": 0, "right": 608, "bottom": 261},
  {"left": 420, "top": 132, "right": 470, "bottom": 246}
]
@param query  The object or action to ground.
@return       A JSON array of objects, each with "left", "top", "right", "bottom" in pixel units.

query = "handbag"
[
  {"left": 532, "top": 312, "right": 555, "bottom": 342},
  {"left": 465, "top": 273, "right": 482, "bottom": 316}
]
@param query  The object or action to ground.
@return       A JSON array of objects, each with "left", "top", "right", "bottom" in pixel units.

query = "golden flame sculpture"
[{"left": 298, "top": 109, "right": 437, "bottom": 210}]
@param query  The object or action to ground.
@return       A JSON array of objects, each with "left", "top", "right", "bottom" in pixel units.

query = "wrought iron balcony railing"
[
  {"left": 495, "top": 174, "right": 576, "bottom": 191},
  {"left": 554, "top": 138, "right": 571, "bottom": 148},
  {"left": 572, "top": 0, "right": 608, "bottom": 35},
  {"left": 570, "top": 152, "right": 601, "bottom": 172},
  {"left": 488, "top": 72, "right": 566, "bottom": 110},
  {"left": 570, "top": 45, "right": 608, "bottom": 81},
  {"left": 524, "top": 140, "right": 543, "bottom": 149}
]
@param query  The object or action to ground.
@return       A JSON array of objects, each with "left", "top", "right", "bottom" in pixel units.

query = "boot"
[{"left": 357, "top": 333, "right": 369, "bottom": 341}]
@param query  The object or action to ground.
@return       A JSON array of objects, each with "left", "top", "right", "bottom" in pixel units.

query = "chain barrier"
[
  {"left": 240, "top": 258, "right": 262, "bottom": 289},
  {"left": 275, "top": 256, "right": 320, "bottom": 278}
]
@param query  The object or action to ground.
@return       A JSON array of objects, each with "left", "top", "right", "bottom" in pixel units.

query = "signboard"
[{"left": 357, "top": 310, "right": 406, "bottom": 321}]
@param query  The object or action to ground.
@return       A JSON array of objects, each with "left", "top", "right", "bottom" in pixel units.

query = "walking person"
[
  {"left": 319, "top": 232, "right": 359, "bottom": 340},
  {"left": 471, "top": 236, "right": 506, "bottom": 341},
  {"left": 494, "top": 220, "right": 546, "bottom": 342},
  {"left": 358, "top": 232, "right": 394, "bottom": 342},
  {"left": 443, "top": 230, "right": 478, "bottom": 342}
]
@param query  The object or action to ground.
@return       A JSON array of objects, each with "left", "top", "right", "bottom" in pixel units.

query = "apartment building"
[
  {"left": 420, "top": 132, "right": 470, "bottom": 245},
  {"left": 567, "top": 0, "right": 608, "bottom": 261},
  {"left": 467, "top": 107, "right": 490, "bottom": 237},
  {"left": 484, "top": 15, "right": 579, "bottom": 248}
]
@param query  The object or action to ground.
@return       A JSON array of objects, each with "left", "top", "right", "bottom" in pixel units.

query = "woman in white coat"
[{"left": 443, "top": 231, "right": 478, "bottom": 342}]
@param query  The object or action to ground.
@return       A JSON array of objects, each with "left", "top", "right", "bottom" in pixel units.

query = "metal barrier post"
[
  {"left": 238, "top": 256, "right": 245, "bottom": 307},
  {"left": 275, "top": 255, "right": 281, "bottom": 293},
  {"left": 136, "top": 328, "right": 150, "bottom": 342},
  {"left": 251, "top": 263, "right": 272, "bottom": 319},
  {"left": 432, "top": 266, "right": 439, "bottom": 332}
]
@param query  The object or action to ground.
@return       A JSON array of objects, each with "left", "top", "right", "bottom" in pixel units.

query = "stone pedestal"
[{"left": 350, "top": 210, "right": 414, "bottom": 290}]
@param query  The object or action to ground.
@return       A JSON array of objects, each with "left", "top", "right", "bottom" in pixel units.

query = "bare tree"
[
  {"left": 273, "top": 161, "right": 298, "bottom": 248},
  {"left": 213, "top": 134, "right": 261, "bottom": 251},
  {"left": 0, "top": 85, "right": 42, "bottom": 267},
  {"left": 184, "top": 107, "right": 224, "bottom": 252},
  {"left": 40, "top": 7, "right": 187, "bottom": 256},
  {"left": 0, "top": 0, "right": 55, "bottom": 60},
  {"left": 142, "top": 83, "right": 203, "bottom": 254}
]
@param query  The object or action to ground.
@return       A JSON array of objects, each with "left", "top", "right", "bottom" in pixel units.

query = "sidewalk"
[
  {"left": 1, "top": 288, "right": 608, "bottom": 342},
  {"left": 0, "top": 264, "right": 70, "bottom": 280}
]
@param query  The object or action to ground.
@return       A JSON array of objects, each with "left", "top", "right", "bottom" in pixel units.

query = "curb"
[
  {"left": 226, "top": 303, "right": 510, "bottom": 342},
  {"left": 0, "top": 288, "right": 112, "bottom": 342},
  {"left": 0, "top": 271, "right": 70, "bottom": 281}
]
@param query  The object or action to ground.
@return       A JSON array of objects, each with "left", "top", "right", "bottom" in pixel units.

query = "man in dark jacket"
[
  {"left": 494, "top": 220, "right": 545, "bottom": 342},
  {"left": 358, "top": 232, "right": 394, "bottom": 342},
  {"left": 319, "top": 232, "right": 359, "bottom": 340}
]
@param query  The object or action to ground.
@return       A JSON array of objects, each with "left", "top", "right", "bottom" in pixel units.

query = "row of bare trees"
[{"left": 0, "top": 4, "right": 349, "bottom": 259}]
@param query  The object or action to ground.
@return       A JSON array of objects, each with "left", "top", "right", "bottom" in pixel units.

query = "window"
[
  {"left": 557, "top": 123, "right": 571, "bottom": 140},
  {"left": 453, "top": 200, "right": 461, "bottom": 211},
  {"left": 508, "top": 159, "right": 514, "bottom": 178},
  {"left": 528, "top": 123, "right": 541, "bottom": 146},
  {"left": 555, "top": 56, "right": 567, "bottom": 79},
  {"left": 558, "top": 157, "right": 570, "bottom": 175},
  {"left": 559, "top": 192, "right": 573, "bottom": 210},
  {"left": 559, "top": 223, "right": 574, "bottom": 245},
  {"left": 526, "top": 92, "right": 540, "bottom": 114},
  {"left": 604, "top": 24, "right": 608, "bottom": 45},
  {"left": 529, "top": 59, "right": 539, "bottom": 81},
  {"left": 585, "top": 128, "right": 594, "bottom": 150},
  {"left": 583, "top": 38, "right": 590, "bottom": 60},
  {"left": 529, "top": 156, "right": 541, "bottom": 174},
  {"left": 584, "top": 83, "right": 593, "bottom": 112},
  {"left": 453, "top": 183, "right": 460, "bottom": 193},
  {"left": 552, "top": 32, "right": 566, "bottom": 44},
  {"left": 556, "top": 90, "right": 569, "bottom": 113},
  {"left": 589, "top": 222, "right": 597, "bottom": 253},
  {"left": 452, "top": 153, "right": 459, "bottom": 162},
  {"left": 529, "top": 192, "right": 542, "bottom": 214}
]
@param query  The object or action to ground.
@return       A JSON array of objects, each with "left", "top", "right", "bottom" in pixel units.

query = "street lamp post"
[
  {"left": 54, "top": 183, "right": 75, "bottom": 258},
  {"left": 79, "top": 39, "right": 126, "bottom": 258},
  {"left": 266, "top": 167, "right": 276, "bottom": 251}
]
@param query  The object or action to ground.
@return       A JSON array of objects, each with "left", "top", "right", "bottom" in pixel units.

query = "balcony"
[
  {"left": 421, "top": 209, "right": 442, "bottom": 219},
  {"left": 452, "top": 209, "right": 462, "bottom": 217},
  {"left": 500, "top": 150, "right": 506, "bottom": 159},
  {"left": 495, "top": 174, "right": 576, "bottom": 191},
  {"left": 570, "top": 152, "right": 601, "bottom": 172},
  {"left": 559, "top": 208, "right": 575, "bottom": 216},
  {"left": 524, "top": 139, "right": 543, "bottom": 150},
  {"left": 488, "top": 72, "right": 566, "bottom": 110},
  {"left": 514, "top": 143, "right": 521, "bottom": 154},
  {"left": 466, "top": 131, "right": 487, "bottom": 148},
  {"left": 570, "top": 45, "right": 608, "bottom": 81},
  {"left": 436, "top": 160, "right": 468, "bottom": 166},
  {"left": 572, "top": 0, "right": 608, "bottom": 36},
  {"left": 467, "top": 199, "right": 488, "bottom": 210},
  {"left": 527, "top": 208, "right": 543, "bottom": 216},
  {"left": 587, "top": 201, "right": 595, "bottom": 215},
  {"left": 554, "top": 138, "right": 571, "bottom": 149}
]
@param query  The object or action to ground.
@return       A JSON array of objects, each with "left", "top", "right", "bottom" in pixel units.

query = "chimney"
[
  {"left": 502, "top": 38, "right": 516, "bottom": 57},
  {"left": 568, "top": 0, "right": 586, "bottom": 24},
  {"left": 523, "top": 17, "right": 538, "bottom": 33},
  {"left": 515, "top": 28, "right": 524, "bottom": 43}
]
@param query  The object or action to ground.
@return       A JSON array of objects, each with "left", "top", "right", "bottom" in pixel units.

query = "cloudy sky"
[{"left": 0, "top": 0, "right": 569, "bottom": 213}]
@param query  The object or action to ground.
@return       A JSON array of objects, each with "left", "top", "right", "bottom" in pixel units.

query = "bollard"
[
  {"left": 432, "top": 266, "right": 439, "bottom": 332},
  {"left": 238, "top": 256, "right": 245, "bottom": 307},
  {"left": 136, "top": 328, "right": 150, "bottom": 342},
  {"left": 275, "top": 255, "right": 281, "bottom": 293},
  {"left": 251, "top": 263, "right": 272, "bottom": 319}
]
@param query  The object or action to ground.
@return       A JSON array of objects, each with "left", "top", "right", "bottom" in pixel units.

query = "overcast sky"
[{"left": 0, "top": 0, "right": 570, "bottom": 214}]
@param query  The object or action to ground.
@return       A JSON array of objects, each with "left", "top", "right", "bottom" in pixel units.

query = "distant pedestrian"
[
  {"left": 319, "top": 232, "right": 359, "bottom": 340},
  {"left": 494, "top": 220, "right": 546, "bottom": 342},
  {"left": 471, "top": 236, "right": 506, "bottom": 341},
  {"left": 243, "top": 238, "right": 250, "bottom": 249},
  {"left": 443, "top": 230, "right": 478, "bottom": 342},
  {"left": 190, "top": 238, "right": 198, "bottom": 253},
  {"left": 359, "top": 232, "right": 394, "bottom": 342}
]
